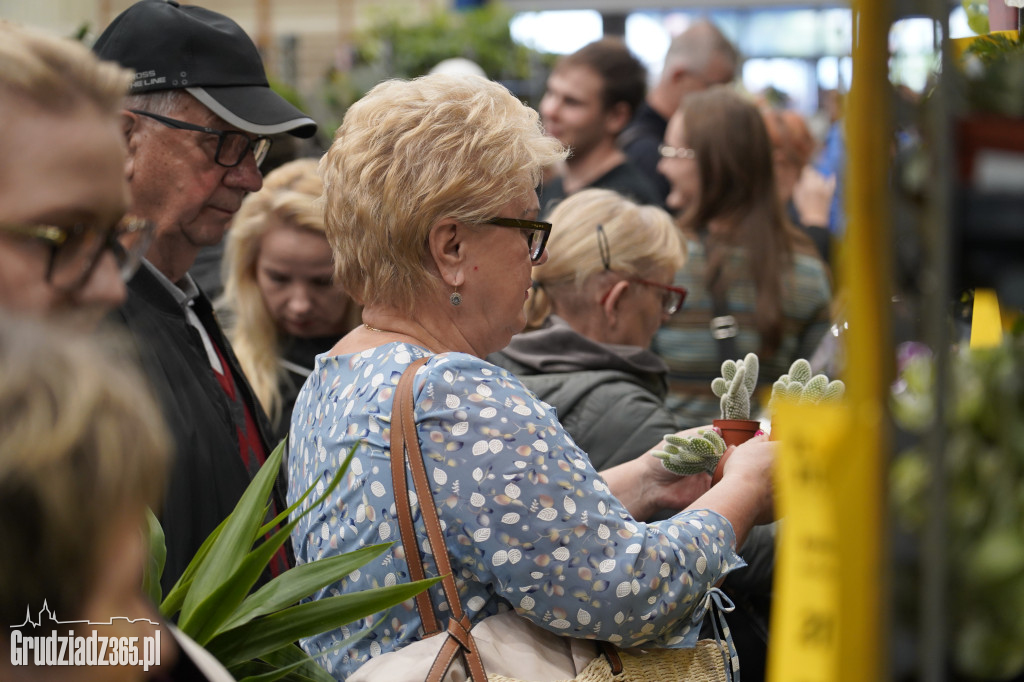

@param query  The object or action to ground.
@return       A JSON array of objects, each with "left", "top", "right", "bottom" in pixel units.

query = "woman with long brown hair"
[{"left": 654, "top": 85, "right": 832, "bottom": 426}]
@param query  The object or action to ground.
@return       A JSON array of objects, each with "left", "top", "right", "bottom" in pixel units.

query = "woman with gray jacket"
[{"left": 490, "top": 188, "right": 687, "bottom": 470}]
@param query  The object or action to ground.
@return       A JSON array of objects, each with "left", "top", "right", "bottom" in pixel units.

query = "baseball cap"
[{"left": 93, "top": 0, "right": 317, "bottom": 138}]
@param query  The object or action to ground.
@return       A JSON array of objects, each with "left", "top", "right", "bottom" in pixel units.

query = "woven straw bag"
[{"left": 348, "top": 358, "right": 738, "bottom": 682}]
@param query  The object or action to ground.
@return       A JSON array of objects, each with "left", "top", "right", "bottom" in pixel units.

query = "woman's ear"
[
  {"left": 600, "top": 279, "right": 631, "bottom": 326},
  {"left": 426, "top": 217, "right": 466, "bottom": 287}
]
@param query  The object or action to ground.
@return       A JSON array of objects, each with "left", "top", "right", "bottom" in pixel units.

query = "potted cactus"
[
  {"left": 653, "top": 429, "right": 727, "bottom": 480},
  {"left": 711, "top": 352, "right": 762, "bottom": 447},
  {"left": 767, "top": 358, "right": 846, "bottom": 441},
  {"left": 653, "top": 355, "right": 846, "bottom": 483}
]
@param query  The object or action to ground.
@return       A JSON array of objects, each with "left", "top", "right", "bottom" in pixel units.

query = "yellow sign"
[
  {"left": 767, "top": 402, "right": 854, "bottom": 682},
  {"left": 970, "top": 288, "right": 1003, "bottom": 349}
]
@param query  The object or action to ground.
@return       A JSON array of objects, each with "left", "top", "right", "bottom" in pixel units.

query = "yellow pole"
[
  {"left": 837, "top": 0, "right": 889, "bottom": 678},
  {"left": 766, "top": 0, "right": 889, "bottom": 679}
]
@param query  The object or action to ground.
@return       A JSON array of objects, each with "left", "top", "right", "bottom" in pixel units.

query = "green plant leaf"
[
  {"left": 160, "top": 515, "right": 229, "bottom": 619},
  {"left": 221, "top": 543, "right": 394, "bottom": 632},
  {"left": 234, "top": 658, "right": 315, "bottom": 682},
  {"left": 258, "top": 442, "right": 355, "bottom": 537},
  {"left": 143, "top": 507, "right": 166, "bottom": 606},
  {"left": 205, "top": 578, "right": 442, "bottom": 668},
  {"left": 178, "top": 439, "right": 287, "bottom": 635},
  {"left": 204, "top": 446, "right": 358, "bottom": 637},
  {"left": 232, "top": 642, "right": 347, "bottom": 682},
  {"left": 187, "top": 513, "right": 306, "bottom": 644},
  {"left": 255, "top": 643, "right": 340, "bottom": 682},
  {"left": 181, "top": 442, "right": 356, "bottom": 644}
]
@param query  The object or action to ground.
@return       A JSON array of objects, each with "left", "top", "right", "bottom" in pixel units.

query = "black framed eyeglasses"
[
  {"left": 0, "top": 215, "right": 155, "bottom": 290},
  {"left": 129, "top": 109, "right": 272, "bottom": 168},
  {"left": 596, "top": 223, "right": 687, "bottom": 315},
  {"left": 484, "top": 217, "right": 552, "bottom": 262},
  {"left": 658, "top": 144, "right": 697, "bottom": 160}
]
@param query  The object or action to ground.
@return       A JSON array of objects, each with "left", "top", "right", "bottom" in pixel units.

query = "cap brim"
[{"left": 187, "top": 85, "right": 317, "bottom": 138}]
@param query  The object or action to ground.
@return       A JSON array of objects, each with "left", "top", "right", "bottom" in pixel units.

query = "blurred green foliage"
[
  {"left": 962, "top": 0, "right": 990, "bottom": 36},
  {"left": 891, "top": 322, "right": 1024, "bottom": 680},
  {"left": 957, "top": 33, "right": 1024, "bottom": 117},
  {"left": 318, "top": 4, "right": 556, "bottom": 135}
]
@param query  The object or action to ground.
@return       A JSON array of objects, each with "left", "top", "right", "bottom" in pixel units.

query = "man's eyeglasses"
[
  {"left": 129, "top": 109, "right": 272, "bottom": 168},
  {"left": 0, "top": 215, "right": 155, "bottom": 291},
  {"left": 658, "top": 144, "right": 697, "bottom": 160},
  {"left": 484, "top": 217, "right": 552, "bottom": 262},
  {"left": 596, "top": 223, "right": 687, "bottom": 315}
]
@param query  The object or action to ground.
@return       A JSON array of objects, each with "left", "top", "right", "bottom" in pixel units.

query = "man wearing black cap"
[{"left": 94, "top": 0, "right": 318, "bottom": 593}]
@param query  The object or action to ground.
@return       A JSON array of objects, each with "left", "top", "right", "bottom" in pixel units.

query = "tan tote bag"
[{"left": 347, "top": 357, "right": 739, "bottom": 682}]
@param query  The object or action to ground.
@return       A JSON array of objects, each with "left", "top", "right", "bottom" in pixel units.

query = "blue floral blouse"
[{"left": 287, "top": 343, "right": 744, "bottom": 679}]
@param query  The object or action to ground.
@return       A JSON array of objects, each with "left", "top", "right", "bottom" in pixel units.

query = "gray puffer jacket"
[{"left": 489, "top": 316, "right": 681, "bottom": 471}]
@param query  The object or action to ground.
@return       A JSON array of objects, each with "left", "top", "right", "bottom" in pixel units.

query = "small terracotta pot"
[
  {"left": 712, "top": 418, "right": 761, "bottom": 447},
  {"left": 711, "top": 418, "right": 761, "bottom": 484}
]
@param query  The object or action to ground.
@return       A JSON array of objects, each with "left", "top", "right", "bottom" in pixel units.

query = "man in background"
[
  {"left": 620, "top": 20, "right": 739, "bottom": 207},
  {"left": 539, "top": 37, "right": 661, "bottom": 214}
]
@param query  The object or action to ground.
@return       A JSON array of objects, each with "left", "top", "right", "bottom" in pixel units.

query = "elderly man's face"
[
  {"left": 0, "top": 102, "right": 129, "bottom": 327},
  {"left": 125, "top": 93, "right": 263, "bottom": 281}
]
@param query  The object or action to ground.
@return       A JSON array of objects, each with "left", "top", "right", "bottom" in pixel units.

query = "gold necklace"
[{"left": 363, "top": 323, "right": 386, "bottom": 333}]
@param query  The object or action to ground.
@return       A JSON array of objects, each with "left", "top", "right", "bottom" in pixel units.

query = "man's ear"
[
  {"left": 426, "top": 217, "right": 466, "bottom": 287},
  {"left": 601, "top": 279, "right": 630, "bottom": 326},
  {"left": 121, "top": 110, "right": 140, "bottom": 180},
  {"left": 606, "top": 101, "right": 633, "bottom": 137},
  {"left": 668, "top": 65, "right": 689, "bottom": 87}
]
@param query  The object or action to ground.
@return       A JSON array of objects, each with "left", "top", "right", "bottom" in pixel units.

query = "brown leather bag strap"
[
  {"left": 393, "top": 358, "right": 487, "bottom": 682},
  {"left": 391, "top": 357, "right": 438, "bottom": 634}
]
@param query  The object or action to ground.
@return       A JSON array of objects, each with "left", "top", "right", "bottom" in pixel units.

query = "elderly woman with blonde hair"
[
  {"left": 492, "top": 188, "right": 688, "bottom": 470},
  {"left": 288, "top": 74, "right": 775, "bottom": 680},
  {"left": 219, "top": 158, "right": 359, "bottom": 442}
]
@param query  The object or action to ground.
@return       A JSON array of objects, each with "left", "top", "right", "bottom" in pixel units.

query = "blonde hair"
[
  {"left": 0, "top": 20, "right": 131, "bottom": 115},
  {"left": 0, "top": 314, "right": 169, "bottom": 630},
  {"left": 220, "top": 158, "right": 351, "bottom": 423},
  {"left": 319, "top": 74, "right": 567, "bottom": 312},
  {"left": 527, "top": 188, "right": 685, "bottom": 328}
]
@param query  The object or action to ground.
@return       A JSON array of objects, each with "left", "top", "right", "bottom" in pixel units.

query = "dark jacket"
[
  {"left": 620, "top": 100, "right": 671, "bottom": 208},
  {"left": 272, "top": 335, "right": 336, "bottom": 443},
  {"left": 539, "top": 160, "right": 664, "bottom": 218},
  {"left": 489, "top": 317, "right": 680, "bottom": 471},
  {"left": 113, "top": 263, "right": 291, "bottom": 594}
]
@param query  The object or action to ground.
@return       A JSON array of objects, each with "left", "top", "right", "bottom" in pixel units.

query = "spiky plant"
[
  {"left": 711, "top": 353, "right": 760, "bottom": 420},
  {"left": 653, "top": 429, "right": 727, "bottom": 476},
  {"left": 769, "top": 358, "right": 845, "bottom": 409}
]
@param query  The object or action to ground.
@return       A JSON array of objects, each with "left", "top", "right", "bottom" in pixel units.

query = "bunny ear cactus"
[
  {"left": 770, "top": 358, "right": 846, "bottom": 410},
  {"left": 653, "top": 429, "right": 727, "bottom": 477},
  {"left": 711, "top": 352, "right": 760, "bottom": 419}
]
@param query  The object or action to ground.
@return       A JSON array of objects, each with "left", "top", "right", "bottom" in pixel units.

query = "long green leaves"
[
  {"left": 143, "top": 508, "right": 166, "bottom": 606},
  {"left": 149, "top": 438, "right": 436, "bottom": 680},
  {"left": 207, "top": 582, "right": 438, "bottom": 667}
]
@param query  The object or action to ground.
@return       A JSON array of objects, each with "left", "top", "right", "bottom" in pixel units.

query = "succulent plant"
[
  {"left": 711, "top": 353, "right": 760, "bottom": 420},
  {"left": 769, "top": 358, "right": 845, "bottom": 409},
  {"left": 652, "top": 429, "right": 727, "bottom": 476}
]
